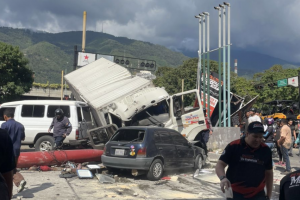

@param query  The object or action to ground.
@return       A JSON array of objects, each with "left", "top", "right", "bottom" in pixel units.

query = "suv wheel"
[
  {"left": 195, "top": 154, "right": 204, "bottom": 169},
  {"left": 35, "top": 136, "right": 55, "bottom": 151},
  {"left": 147, "top": 159, "right": 164, "bottom": 181}
]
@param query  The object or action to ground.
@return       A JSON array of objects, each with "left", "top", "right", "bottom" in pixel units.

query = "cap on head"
[
  {"left": 248, "top": 122, "right": 264, "bottom": 134},
  {"left": 249, "top": 107, "right": 256, "bottom": 112}
]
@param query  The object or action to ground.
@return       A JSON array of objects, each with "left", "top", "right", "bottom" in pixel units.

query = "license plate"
[{"left": 115, "top": 149, "right": 125, "bottom": 156}]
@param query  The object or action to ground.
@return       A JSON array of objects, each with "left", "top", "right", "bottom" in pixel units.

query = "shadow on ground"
[{"left": 13, "top": 182, "right": 54, "bottom": 198}]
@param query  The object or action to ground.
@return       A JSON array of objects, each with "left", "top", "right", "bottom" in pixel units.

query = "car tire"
[
  {"left": 35, "top": 136, "right": 55, "bottom": 151},
  {"left": 147, "top": 159, "right": 164, "bottom": 181},
  {"left": 194, "top": 154, "right": 204, "bottom": 170}
]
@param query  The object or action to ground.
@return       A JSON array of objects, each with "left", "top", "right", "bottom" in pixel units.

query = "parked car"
[
  {"left": 101, "top": 126, "right": 206, "bottom": 181},
  {"left": 0, "top": 100, "right": 96, "bottom": 151}
]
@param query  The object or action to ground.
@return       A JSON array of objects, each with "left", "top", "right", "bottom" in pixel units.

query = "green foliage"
[
  {"left": 32, "top": 82, "right": 69, "bottom": 89},
  {"left": 153, "top": 58, "right": 222, "bottom": 106},
  {"left": 230, "top": 73, "right": 258, "bottom": 103},
  {"left": 253, "top": 65, "right": 299, "bottom": 107},
  {"left": 153, "top": 58, "right": 300, "bottom": 108},
  {"left": 0, "top": 42, "right": 33, "bottom": 103}
]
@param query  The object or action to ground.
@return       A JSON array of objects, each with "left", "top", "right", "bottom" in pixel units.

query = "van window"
[
  {"left": 0, "top": 107, "right": 16, "bottom": 121},
  {"left": 82, "top": 107, "right": 92, "bottom": 121},
  {"left": 21, "top": 105, "right": 45, "bottom": 118},
  {"left": 111, "top": 129, "right": 145, "bottom": 142},
  {"left": 47, "top": 106, "right": 70, "bottom": 118}
]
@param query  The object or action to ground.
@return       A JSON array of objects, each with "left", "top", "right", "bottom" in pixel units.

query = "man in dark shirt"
[
  {"left": 0, "top": 128, "right": 16, "bottom": 200},
  {"left": 1, "top": 108, "right": 26, "bottom": 193},
  {"left": 48, "top": 108, "right": 72, "bottom": 150},
  {"left": 279, "top": 169, "right": 300, "bottom": 200},
  {"left": 215, "top": 122, "right": 273, "bottom": 199}
]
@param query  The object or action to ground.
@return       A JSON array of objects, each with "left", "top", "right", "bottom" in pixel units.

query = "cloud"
[{"left": 0, "top": 0, "right": 300, "bottom": 62}]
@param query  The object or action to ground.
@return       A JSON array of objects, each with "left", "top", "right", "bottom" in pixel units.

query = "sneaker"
[
  {"left": 17, "top": 180, "right": 26, "bottom": 193},
  {"left": 289, "top": 154, "right": 293, "bottom": 157}
]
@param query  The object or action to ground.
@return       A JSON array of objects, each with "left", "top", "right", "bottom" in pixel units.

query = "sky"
[{"left": 1, "top": 0, "right": 300, "bottom": 63}]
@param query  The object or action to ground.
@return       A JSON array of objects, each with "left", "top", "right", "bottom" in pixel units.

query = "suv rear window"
[
  {"left": 111, "top": 129, "right": 145, "bottom": 142},
  {"left": 47, "top": 106, "right": 70, "bottom": 118}
]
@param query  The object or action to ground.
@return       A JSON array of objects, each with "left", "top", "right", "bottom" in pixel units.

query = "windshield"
[{"left": 111, "top": 129, "right": 145, "bottom": 142}]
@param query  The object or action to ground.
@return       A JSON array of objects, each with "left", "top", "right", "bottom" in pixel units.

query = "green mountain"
[{"left": 0, "top": 27, "right": 188, "bottom": 83}]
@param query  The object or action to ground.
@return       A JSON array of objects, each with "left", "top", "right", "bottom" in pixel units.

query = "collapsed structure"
[{"left": 65, "top": 58, "right": 207, "bottom": 149}]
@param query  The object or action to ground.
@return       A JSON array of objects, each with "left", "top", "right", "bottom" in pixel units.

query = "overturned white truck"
[{"left": 65, "top": 58, "right": 207, "bottom": 150}]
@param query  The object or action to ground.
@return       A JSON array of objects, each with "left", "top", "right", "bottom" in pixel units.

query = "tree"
[
  {"left": 0, "top": 42, "right": 33, "bottom": 103},
  {"left": 153, "top": 58, "right": 222, "bottom": 106},
  {"left": 230, "top": 73, "right": 258, "bottom": 103},
  {"left": 252, "top": 65, "right": 299, "bottom": 108}
]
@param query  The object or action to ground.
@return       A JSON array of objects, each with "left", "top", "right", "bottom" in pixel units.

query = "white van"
[{"left": 0, "top": 100, "right": 95, "bottom": 151}]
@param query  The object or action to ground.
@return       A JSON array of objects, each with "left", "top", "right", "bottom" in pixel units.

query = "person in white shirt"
[{"left": 248, "top": 108, "right": 261, "bottom": 124}]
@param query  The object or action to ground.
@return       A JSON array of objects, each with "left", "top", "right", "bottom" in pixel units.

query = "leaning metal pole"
[
  {"left": 225, "top": 2, "right": 231, "bottom": 126},
  {"left": 221, "top": 4, "right": 226, "bottom": 127},
  {"left": 204, "top": 12, "right": 211, "bottom": 116},
  {"left": 202, "top": 15, "right": 206, "bottom": 109}
]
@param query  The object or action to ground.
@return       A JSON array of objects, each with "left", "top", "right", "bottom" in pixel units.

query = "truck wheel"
[
  {"left": 35, "top": 136, "right": 55, "bottom": 151},
  {"left": 194, "top": 154, "right": 204, "bottom": 170},
  {"left": 147, "top": 159, "right": 164, "bottom": 181}
]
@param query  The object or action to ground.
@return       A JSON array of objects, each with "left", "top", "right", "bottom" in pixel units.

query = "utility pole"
[
  {"left": 225, "top": 2, "right": 231, "bottom": 126},
  {"left": 73, "top": 45, "right": 77, "bottom": 71},
  {"left": 220, "top": 4, "right": 226, "bottom": 127},
  {"left": 203, "top": 12, "right": 210, "bottom": 116},
  {"left": 195, "top": 15, "right": 202, "bottom": 97},
  {"left": 82, "top": 11, "right": 87, "bottom": 52},
  {"left": 214, "top": 6, "right": 222, "bottom": 127},
  {"left": 202, "top": 14, "right": 206, "bottom": 110}
]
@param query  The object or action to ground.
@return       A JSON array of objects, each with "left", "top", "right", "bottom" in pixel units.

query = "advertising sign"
[
  {"left": 200, "top": 72, "right": 223, "bottom": 116},
  {"left": 288, "top": 77, "right": 299, "bottom": 87},
  {"left": 77, "top": 52, "right": 96, "bottom": 67}
]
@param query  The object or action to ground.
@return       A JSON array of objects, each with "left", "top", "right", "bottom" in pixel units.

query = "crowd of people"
[
  {"left": 216, "top": 107, "right": 300, "bottom": 199},
  {"left": 240, "top": 107, "right": 300, "bottom": 173}
]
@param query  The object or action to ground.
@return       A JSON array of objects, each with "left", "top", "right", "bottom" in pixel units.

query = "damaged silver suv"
[{"left": 101, "top": 126, "right": 206, "bottom": 181}]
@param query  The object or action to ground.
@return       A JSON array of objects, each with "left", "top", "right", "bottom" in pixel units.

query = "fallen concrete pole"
[{"left": 17, "top": 149, "right": 103, "bottom": 168}]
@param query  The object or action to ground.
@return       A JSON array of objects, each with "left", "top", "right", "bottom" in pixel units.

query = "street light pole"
[
  {"left": 214, "top": 6, "right": 222, "bottom": 127},
  {"left": 224, "top": 2, "right": 231, "bottom": 126},
  {"left": 203, "top": 12, "right": 210, "bottom": 116},
  {"left": 202, "top": 14, "right": 206, "bottom": 110},
  {"left": 195, "top": 15, "right": 202, "bottom": 97},
  {"left": 220, "top": 4, "right": 226, "bottom": 127}
]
